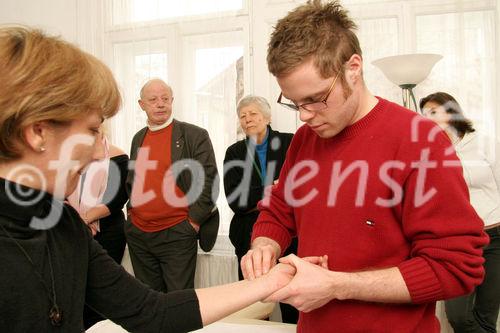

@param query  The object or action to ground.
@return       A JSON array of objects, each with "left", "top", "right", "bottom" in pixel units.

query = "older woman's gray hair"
[{"left": 236, "top": 95, "right": 272, "bottom": 120}]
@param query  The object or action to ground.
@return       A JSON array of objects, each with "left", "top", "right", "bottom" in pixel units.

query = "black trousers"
[
  {"left": 124, "top": 218, "right": 198, "bottom": 292},
  {"left": 445, "top": 226, "right": 500, "bottom": 333}
]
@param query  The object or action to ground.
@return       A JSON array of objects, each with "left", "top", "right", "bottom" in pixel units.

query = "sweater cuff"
[
  {"left": 164, "top": 289, "right": 202, "bottom": 332},
  {"left": 398, "top": 257, "right": 444, "bottom": 304},
  {"left": 251, "top": 221, "right": 291, "bottom": 256}
]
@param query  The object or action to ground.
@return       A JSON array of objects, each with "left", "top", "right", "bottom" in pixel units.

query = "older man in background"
[{"left": 126, "top": 79, "right": 218, "bottom": 292}]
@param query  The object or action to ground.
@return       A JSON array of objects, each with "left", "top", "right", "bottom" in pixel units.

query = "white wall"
[
  {"left": 0, "top": 0, "right": 78, "bottom": 43},
  {"left": 497, "top": 3, "right": 500, "bottom": 139}
]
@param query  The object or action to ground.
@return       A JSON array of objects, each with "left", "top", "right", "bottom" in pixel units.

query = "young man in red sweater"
[{"left": 241, "top": 1, "right": 489, "bottom": 332}]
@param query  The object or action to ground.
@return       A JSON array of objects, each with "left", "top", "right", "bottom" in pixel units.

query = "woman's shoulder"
[
  {"left": 273, "top": 131, "right": 294, "bottom": 141},
  {"left": 459, "top": 131, "right": 500, "bottom": 162},
  {"left": 109, "top": 144, "right": 127, "bottom": 158},
  {"left": 226, "top": 138, "right": 247, "bottom": 152}
]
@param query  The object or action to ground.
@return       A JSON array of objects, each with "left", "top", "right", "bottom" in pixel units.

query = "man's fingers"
[
  {"left": 278, "top": 253, "right": 299, "bottom": 267},
  {"left": 261, "top": 249, "right": 275, "bottom": 274},
  {"left": 321, "top": 255, "right": 329, "bottom": 269},
  {"left": 278, "top": 254, "right": 292, "bottom": 265},
  {"left": 280, "top": 262, "right": 297, "bottom": 276},
  {"left": 253, "top": 249, "right": 263, "bottom": 277},
  {"left": 301, "top": 256, "right": 323, "bottom": 265},
  {"left": 242, "top": 252, "right": 255, "bottom": 280},
  {"left": 241, "top": 256, "right": 248, "bottom": 279},
  {"left": 282, "top": 254, "right": 329, "bottom": 269},
  {"left": 267, "top": 284, "right": 293, "bottom": 303}
]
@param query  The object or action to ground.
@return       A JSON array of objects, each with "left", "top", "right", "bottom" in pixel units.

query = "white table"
[
  {"left": 87, "top": 318, "right": 296, "bottom": 333},
  {"left": 194, "top": 318, "right": 296, "bottom": 333}
]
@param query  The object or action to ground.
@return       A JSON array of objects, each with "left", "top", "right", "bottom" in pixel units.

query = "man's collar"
[{"left": 148, "top": 116, "right": 173, "bottom": 131}]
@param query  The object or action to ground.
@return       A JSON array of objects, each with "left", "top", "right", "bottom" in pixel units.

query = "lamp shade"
[{"left": 372, "top": 54, "right": 442, "bottom": 86}]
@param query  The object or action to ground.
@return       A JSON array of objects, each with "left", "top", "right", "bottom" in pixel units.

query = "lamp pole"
[{"left": 400, "top": 84, "right": 418, "bottom": 112}]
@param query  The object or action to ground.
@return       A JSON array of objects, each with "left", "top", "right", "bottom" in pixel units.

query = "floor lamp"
[{"left": 372, "top": 54, "right": 442, "bottom": 112}]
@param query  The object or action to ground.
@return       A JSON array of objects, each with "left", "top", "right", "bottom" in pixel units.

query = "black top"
[
  {"left": 0, "top": 177, "right": 202, "bottom": 333},
  {"left": 223, "top": 127, "right": 293, "bottom": 252},
  {"left": 223, "top": 127, "right": 293, "bottom": 213},
  {"left": 100, "top": 154, "right": 129, "bottom": 228}
]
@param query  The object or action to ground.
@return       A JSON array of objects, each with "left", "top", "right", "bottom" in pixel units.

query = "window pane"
[
  {"left": 357, "top": 17, "right": 401, "bottom": 104},
  {"left": 195, "top": 46, "right": 243, "bottom": 235},
  {"left": 112, "top": 0, "right": 244, "bottom": 25},
  {"left": 111, "top": 39, "right": 168, "bottom": 153},
  {"left": 416, "top": 10, "right": 496, "bottom": 136},
  {"left": 181, "top": 31, "right": 244, "bottom": 235},
  {"left": 135, "top": 54, "right": 168, "bottom": 87}
]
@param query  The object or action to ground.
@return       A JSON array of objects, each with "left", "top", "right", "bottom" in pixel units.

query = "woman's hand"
[
  {"left": 261, "top": 262, "right": 296, "bottom": 301},
  {"left": 87, "top": 221, "right": 99, "bottom": 236},
  {"left": 81, "top": 212, "right": 98, "bottom": 236},
  {"left": 265, "top": 254, "right": 336, "bottom": 312}
]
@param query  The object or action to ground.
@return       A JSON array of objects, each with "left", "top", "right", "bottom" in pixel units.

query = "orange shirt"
[{"left": 129, "top": 125, "right": 189, "bottom": 232}]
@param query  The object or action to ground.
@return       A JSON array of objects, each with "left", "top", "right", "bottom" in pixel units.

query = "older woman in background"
[
  {"left": 223, "top": 95, "right": 298, "bottom": 323},
  {"left": 0, "top": 26, "right": 296, "bottom": 332},
  {"left": 421, "top": 92, "right": 500, "bottom": 333}
]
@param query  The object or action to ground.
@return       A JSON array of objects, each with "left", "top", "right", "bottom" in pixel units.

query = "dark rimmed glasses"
[{"left": 277, "top": 71, "right": 341, "bottom": 112}]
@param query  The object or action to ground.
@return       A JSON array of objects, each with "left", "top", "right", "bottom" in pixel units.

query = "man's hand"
[
  {"left": 189, "top": 219, "right": 200, "bottom": 233},
  {"left": 241, "top": 237, "right": 281, "bottom": 280},
  {"left": 266, "top": 254, "right": 339, "bottom": 313},
  {"left": 261, "top": 263, "right": 296, "bottom": 299},
  {"left": 263, "top": 185, "right": 274, "bottom": 200},
  {"left": 302, "top": 255, "right": 329, "bottom": 269}
]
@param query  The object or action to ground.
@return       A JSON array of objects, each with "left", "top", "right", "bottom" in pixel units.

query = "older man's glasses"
[{"left": 277, "top": 71, "right": 341, "bottom": 112}]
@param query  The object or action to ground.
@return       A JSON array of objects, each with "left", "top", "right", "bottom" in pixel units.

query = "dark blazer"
[
  {"left": 223, "top": 126, "right": 293, "bottom": 254},
  {"left": 127, "top": 119, "right": 219, "bottom": 225}
]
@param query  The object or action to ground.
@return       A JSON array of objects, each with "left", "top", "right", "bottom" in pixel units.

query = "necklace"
[{"left": 0, "top": 223, "right": 63, "bottom": 326}]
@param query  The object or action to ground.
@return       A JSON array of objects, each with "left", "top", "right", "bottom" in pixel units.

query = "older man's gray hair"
[{"left": 236, "top": 95, "right": 272, "bottom": 119}]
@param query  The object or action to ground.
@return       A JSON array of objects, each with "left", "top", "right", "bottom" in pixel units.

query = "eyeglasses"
[{"left": 277, "top": 71, "right": 341, "bottom": 112}]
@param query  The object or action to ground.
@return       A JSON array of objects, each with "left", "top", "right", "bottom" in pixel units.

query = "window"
[
  {"left": 416, "top": 10, "right": 496, "bottom": 135},
  {"left": 111, "top": 0, "right": 245, "bottom": 25},
  {"left": 181, "top": 32, "right": 245, "bottom": 235},
  {"left": 110, "top": 39, "right": 168, "bottom": 154},
  {"left": 345, "top": 0, "right": 497, "bottom": 138},
  {"left": 357, "top": 17, "right": 400, "bottom": 103}
]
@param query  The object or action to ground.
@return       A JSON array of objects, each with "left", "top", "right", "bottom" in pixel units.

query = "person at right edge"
[
  {"left": 223, "top": 95, "right": 298, "bottom": 323},
  {"left": 421, "top": 92, "right": 500, "bottom": 333},
  {"left": 241, "top": 1, "right": 489, "bottom": 333}
]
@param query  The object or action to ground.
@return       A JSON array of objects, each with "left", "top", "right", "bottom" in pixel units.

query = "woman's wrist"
[{"left": 257, "top": 263, "right": 295, "bottom": 300}]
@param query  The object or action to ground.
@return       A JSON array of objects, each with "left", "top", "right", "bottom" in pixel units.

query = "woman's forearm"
[
  {"left": 195, "top": 263, "right": 294, "bottom": 325},
  {"left": 82, "top": 204, "right": 111, "bottom": 223}
]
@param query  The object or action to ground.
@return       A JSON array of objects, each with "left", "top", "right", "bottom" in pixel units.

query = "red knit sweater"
[
  {"left": 252, "top": 97, "right": 488, "bottom": 333},
  {"left": 130, "top": 125, "right": 188, "bottom": 232}
]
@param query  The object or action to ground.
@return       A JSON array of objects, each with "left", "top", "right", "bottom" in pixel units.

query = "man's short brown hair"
[{"left": 267, "top": 0, "right": 362, "bottom": 83}]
